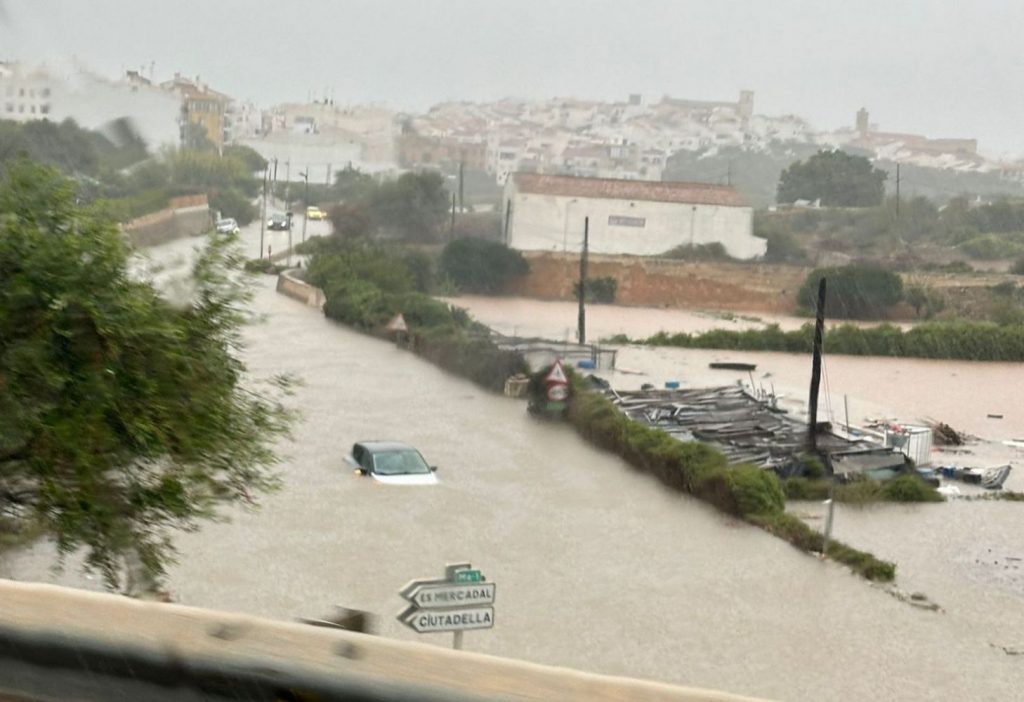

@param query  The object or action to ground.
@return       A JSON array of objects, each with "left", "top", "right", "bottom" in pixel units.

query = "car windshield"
[{"left": 372, "top": 449, "right": 430, "bottom": 475}]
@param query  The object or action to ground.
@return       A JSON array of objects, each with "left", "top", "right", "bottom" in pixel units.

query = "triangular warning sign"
[
  {"left": 386, "top": 313, "right": 408, "bottom": 332},
  {"left": 544, "top": 360, "right": 568, "bottom": 384}
]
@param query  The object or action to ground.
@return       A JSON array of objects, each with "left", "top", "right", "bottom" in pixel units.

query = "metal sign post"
[{"left": 398, "top": 563, "right": 494, "bottom": 650}]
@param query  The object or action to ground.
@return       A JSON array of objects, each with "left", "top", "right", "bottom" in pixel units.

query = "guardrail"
[{"left": 0, "top": 580, "right": 770, "bottom": 702}]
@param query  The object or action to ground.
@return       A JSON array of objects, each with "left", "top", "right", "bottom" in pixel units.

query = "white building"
[
  {"left": 0, "top": 62, "right": 181, "bottom": 150},
  {"left": 503, "top": 173, "right": 764, "bottom": 260}
]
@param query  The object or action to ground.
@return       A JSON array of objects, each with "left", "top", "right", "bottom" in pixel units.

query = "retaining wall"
[
  {"left": 507, "top": 253, "right": 807, "bottom": 314},
  {"left": 276, "top": 270, "right": 326, "bottom": 309},
  {"left": 124, "top": 195, "right": 213, "bottom": 248}
]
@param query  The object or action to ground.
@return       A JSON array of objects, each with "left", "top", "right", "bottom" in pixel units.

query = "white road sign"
[
  {"left": 406, "top": 582, "right": 496, "bottom": 609},
  {"left": 399, "top": 606, "right": 494, "bottom": 633}
]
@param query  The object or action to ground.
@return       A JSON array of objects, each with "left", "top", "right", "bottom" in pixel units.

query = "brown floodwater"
[{"left": 3, "top": 285, "right": 1022, "bottom": 701}]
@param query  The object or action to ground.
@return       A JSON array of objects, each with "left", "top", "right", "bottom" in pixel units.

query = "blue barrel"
[
  {"left": 576, "top": 359, "right": 596, "bottom": 369},
  {"left": 665, "top": 380, "right": 680, "bottom": 389}
]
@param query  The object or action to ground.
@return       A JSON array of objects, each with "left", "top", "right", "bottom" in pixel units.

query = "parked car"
[
  {"left": 346, "top": 441, "right": 439, "bottom": 485},
  {"left": 305, "top": 206, "right": 326, "bottom": 220},
  {"left": 215, "top": 217, "right": 240, "bottom": 235},
  {"left": 268, "top": 213, "right": 291, "bottom": 230}
]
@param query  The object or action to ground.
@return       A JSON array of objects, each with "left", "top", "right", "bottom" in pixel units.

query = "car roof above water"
[{"left": 355, "top": 440, "right": 417, "bottom": 453}]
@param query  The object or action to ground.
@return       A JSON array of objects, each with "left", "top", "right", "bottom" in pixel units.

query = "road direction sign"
[
  {"left": 405, "top": 582, "right": 495, "bottom": 609},
  {"left": 453, "top": 569, "right": 482, "bottom": 583},
  {"left": 399, "top": 606, "right": 494, "bottom": 633}
]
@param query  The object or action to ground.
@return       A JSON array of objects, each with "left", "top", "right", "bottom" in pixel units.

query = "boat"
[
  {"left": 937, "top": 464, "right": 1013, "bottom": 490},
  {"left": 709, "top": 362, "right": 757, "bottom": 371}
]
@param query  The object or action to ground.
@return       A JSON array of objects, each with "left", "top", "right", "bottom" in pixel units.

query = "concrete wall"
[
  {"left": 123, "top": 200, "right": 213, "bottom": 248},
  {"left": 0, "top": 580, "right": 770, "bottom": 702},
  {"left": 505, "top": 189, "right": 764, "bottom": 260},
  {"left": 276, "top": 270, "right": 326, "bottom": 309}
]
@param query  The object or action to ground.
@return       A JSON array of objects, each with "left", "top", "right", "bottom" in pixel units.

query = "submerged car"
[
  {"left": 305, "top": 205, "right": 326, "bottom": 220},
  {"left": 268, "top": 213, "right": 291, "bottom": 230},
  {"left": 347, "top": 441, "right": 439, "bottom": 485},
  {"left": 215, "top": 217, "right": 240, "bottom": 234}
]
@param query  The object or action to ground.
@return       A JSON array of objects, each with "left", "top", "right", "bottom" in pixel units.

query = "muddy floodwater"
[{"left": 3, "top": 284, "right": 1023, "bottom": 701}]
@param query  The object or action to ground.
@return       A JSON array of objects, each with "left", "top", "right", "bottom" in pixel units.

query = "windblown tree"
[
  {"left": 777, "top": 149, "right": 887, "bottom": 207},
  {"left": 0, "top": 161, "right": 293, "bottom": 591}
]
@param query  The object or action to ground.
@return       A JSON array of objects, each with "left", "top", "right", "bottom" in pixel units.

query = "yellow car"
[{"left": 305, "top": 206, "right": 326, "bottom": 220}]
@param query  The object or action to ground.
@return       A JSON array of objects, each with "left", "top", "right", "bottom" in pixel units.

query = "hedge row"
[
  {"left": 565, "top": 375, "right": 896, "bottom": 582},
  {"left": 614, "top": 319, "right": 1024, "bottom": 362},
  {"left": 312, "top": 250, "right": 528, "bottom": 392}
]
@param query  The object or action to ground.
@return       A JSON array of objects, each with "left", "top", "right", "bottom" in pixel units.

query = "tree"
[
  {"left": 797, "top": 265, "right": 904, "bottom": 319},
  {"left": 0, "top": 161, "right": 294, "bottom": 592},
  {"left": 777, "top": 150, "right": 887, "bottom": 207},
  {"left": 327, "top": 201, "right": 373, "bottom": 240},
  {"left": 368, "top": 171, "right": 448, "bottom": 242},
  {"left": 440, "top": 238, "right": 529, "bottom": 294}
]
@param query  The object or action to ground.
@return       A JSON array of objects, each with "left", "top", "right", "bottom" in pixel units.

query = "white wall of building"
[
  {"left": 0, "top": 63, "right": 181, "bottom": 150},
  {"left": 504, "top": 187, "right": 764, "bottom": 259}
]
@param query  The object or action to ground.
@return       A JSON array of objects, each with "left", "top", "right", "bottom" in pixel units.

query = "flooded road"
[{"left": 3, "top": 282, "right": 1023, "bottom": 701}]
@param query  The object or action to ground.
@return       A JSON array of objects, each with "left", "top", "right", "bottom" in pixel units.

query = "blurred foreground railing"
[{"left": 0, "top": 580, "right": 768, "bottom": 702}]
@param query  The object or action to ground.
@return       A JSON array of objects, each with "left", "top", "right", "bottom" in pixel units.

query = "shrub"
[
  {"left": 573, "top": 276, "right": 618, "bottom": 303},
  {"left": 440, "top": 238, "right": 529, "bottom": 294},
  {"left": 880, "top": 475, "right": 944, "bottom": 502},
  {"left": 662, "top": 242, "right": 733, "bottom": 261},
  {"left": 1011, "top": 258, "right": 1024, "bottom": 275},
  {"left": 797, "top": 265, "right": 904, "bottom": 319}
]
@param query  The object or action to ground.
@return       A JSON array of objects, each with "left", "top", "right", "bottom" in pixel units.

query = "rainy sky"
[{"left": 2, "top": 0, "right": 1022, "bottom": 157}]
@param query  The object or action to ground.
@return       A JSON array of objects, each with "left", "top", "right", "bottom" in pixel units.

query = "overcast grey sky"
[{"left": 2, "top": 0, "right": 1022, "bottom": 157}]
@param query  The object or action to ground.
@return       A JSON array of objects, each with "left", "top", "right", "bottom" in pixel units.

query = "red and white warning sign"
[{"left": 544, "top": 361, "right": 568, "bottom": 385}]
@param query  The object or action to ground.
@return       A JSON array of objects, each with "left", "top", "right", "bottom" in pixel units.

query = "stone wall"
[
  {"left": 276, "top": 270, "right": 326, "bottom": 309},
  {"left": 124, "top": 195, "right": 213, "bottom": 248},
  {"left": 506, "top": 252, "right": 808, "bottom": 314}
]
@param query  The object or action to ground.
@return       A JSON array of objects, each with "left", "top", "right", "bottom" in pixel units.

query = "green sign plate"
[{"left": 453, "top": 569, "right": 482, "bottom": 583}]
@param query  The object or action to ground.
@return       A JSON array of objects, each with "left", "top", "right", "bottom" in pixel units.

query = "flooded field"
[{"left": 3, "top": 283, "right": 1022, "bottom": 701}]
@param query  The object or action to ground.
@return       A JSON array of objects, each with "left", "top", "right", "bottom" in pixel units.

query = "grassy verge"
[
  {"left": 565, "top": 377, "right": 897, "bottom": 582},
  {"left": 307, "top": 243, "right": 527, "bottom": 392},
  {"left": 609, "top": 319, "right": 1024, "bottom": 362},
  {"left": 783, "top": 475, "right": 944, "bottom": 503}
]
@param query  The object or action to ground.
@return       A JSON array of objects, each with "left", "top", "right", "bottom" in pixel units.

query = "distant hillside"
[{"left": 665, "top": 144, "right": 1024, "bottom": 209}]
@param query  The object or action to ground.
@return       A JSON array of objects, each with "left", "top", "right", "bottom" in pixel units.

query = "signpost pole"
[{"left": 453, "top": 631, "right": 463, "bottom": 650}]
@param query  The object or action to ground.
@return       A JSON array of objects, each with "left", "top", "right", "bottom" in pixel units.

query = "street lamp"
[{"left": 299, "top": 169, "right": 309, "bottom": 245}]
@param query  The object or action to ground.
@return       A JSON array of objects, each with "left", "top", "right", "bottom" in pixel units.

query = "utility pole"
[
  {"left": 299, "top": 169, "right": 309, "bottom": 244},
  {"left": 450, "top": 192, "right": 456, "bottom": 239},
  {"left": 727, "top": 161, "right": 732, "bottom": 187},
  {"left": 326, "top": 163, "right": 332, "bottom": 187},
  {"left": 895, "top": 162, "right": 901, "bottom": 220},
  {"left": 458, "top": 159, "right": 465, "bottom": 213},
  {"left": 284, "top": 160, "right": 291, "bottom": 213},
  {"left": 807, "top": 277, "right": 827, "bottom": 452},
  {"left": 577, "top": 216, "right": 589, "bottom": 345},
  {"left": 260, "top": 166, "right": 268, "bottom": 258}
]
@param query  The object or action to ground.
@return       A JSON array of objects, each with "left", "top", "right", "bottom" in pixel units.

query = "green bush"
[
  {"left": 573, "top": 276, "right": 618, "bottom": 303},
  {"left": 662, "top": 242, "right": 733, "bottom": 261},
  {"left": 440, "top": 238, "right": 529, "bottom": 294},
  {"left": 880, "top": 475, "right": 944, "bottom": 502},
  {"left": 797, "top": 265, "right": 904, "bottom": 319},
  {"left": 209, "top": 187, "right": 256, "bottom": 225}
]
